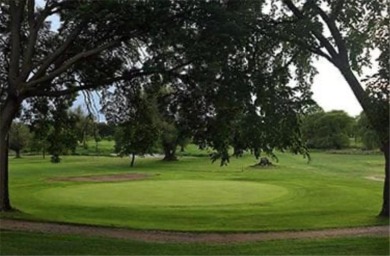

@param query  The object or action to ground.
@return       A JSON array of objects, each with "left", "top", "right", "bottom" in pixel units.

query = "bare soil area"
[
  {"left": 49, "top": 173, "right": 151, "bottom": 182},
  {"left": 0, "top": 219, "right": 388, "bottom": 244}
]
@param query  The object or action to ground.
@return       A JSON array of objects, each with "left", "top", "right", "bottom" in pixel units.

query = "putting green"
[{"left": 35, "top": 180, "right": 288, "bottom": 207}]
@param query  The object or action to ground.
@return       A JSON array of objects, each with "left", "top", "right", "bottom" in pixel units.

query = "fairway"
[
  {"left": 4, "top": 152, "right": 387, "bottom": 231},
  {"left": 35, "top": 180, "right": 288, "bottom": 207}
]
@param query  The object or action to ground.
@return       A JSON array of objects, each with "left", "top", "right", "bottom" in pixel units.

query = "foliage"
[
  {"left": 111, "top": 89, "right": 160, "bottom": 167},
  {"left": 96, "top": 122, "right": 116, "bottom": 140},
  {"left": 355, "top": 113, "right": 381, "bottom": 150},
  {"left": 302, "top": 110, "right": 354, "bottom": 149},
  {"left": 361, "top": 14, "right": 389, "bottom": 147},
  {"left": 8, "top": 122, "right": 31, "bottom": 158},
  {"left": 72, "top": 106, "right": 96, "bottom": 149},
  {"left": 46, "top": 97, "right": 79, "bottom": 163},
  {"left": 153, "top": 86, "right": 192, "bottom": 161},
  {"left": 2, "top": 0, "right": 313, "bottom": 178}
]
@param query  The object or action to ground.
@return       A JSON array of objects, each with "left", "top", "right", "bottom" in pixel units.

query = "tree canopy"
[{"left": 302, "top": 110, "right": 354, "bottom": 149}]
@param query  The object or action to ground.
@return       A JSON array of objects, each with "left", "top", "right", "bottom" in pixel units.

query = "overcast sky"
[{"left": 312, "top": 58, "right": 362, "bottom": 116}]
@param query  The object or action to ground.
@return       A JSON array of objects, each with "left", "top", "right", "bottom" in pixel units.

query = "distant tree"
[
  {"left": 73, "top": 106, "right": 95, "bottom": 149},
  {"left": 27, "top": 98, "right": 51, "bottom": 159},
  {"left": 303, "top": 102, "right": 324, "bottom": 115},
  {"left": 159, "top": 121, "right": 179, "bottom": 161},
  {"left": 355, "top": 113, "right": 380, "bottom": 150},
  {"left": 302, "top": 111, "right": 354, "bottom": 149},
  {"left": 47, "top": 98, "right": 79, "bottom": 163},
  {"left": 96, "top": 122, "right": 116, "bottom": 140},
  {"left": 114, "top": 122, "right": 159, "bottom": 167},
  {"left": 152, "top": 86, "right": 191, "bottom": 161},
  {"left": 110, "top": 88, "right": 160, "bottom": 167},
  {"left": 8, "top": 122, "right": 31, "bottom": 158}
]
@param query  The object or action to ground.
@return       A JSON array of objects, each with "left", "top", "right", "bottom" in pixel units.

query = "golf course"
[
  {"left": 1, "top": 0, "right": 389, "bottom": 254},
  {"left": 1, "top": 149, "right": 389, "bottom": 254}
]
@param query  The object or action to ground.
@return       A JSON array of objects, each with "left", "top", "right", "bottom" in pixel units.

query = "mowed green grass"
[
  {"left": 0, "top": 231, "right": 388, "bottom": 255},
  {"left": 36, "top": 180, "right": 288, "bottom": 206},
  {"left": 2, "top": 151, "right": 388, "bottom": 231}
]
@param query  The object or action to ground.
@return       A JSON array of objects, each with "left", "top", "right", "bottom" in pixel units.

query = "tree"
[
  {"left": 266, "top": 0, "right": 389, "bottom": 216},
  {"left": 26, "top": 98, "right": 51, "bottom": 159},
  {"left": 47, "top": 98, "right": 79, "bottom": 163},
  {"left": 355, "top": 112, "right": 380, "bottom": 150},
  {"left": 152, "top": 86, "right": 191, "bottom": 161},
  {"left": 159, "top": 121, "right": 179, "bottom": 161},
  {"left": 0, "top": 0, "right": 214, "bottom": 211},
  {"left": 302, "top": 110, "right": 354, "bottom": 149},
  {"left": 96, "top": 122, "right": 115, "bottom": 140},
  {"left": 73, "top": 106, "right": 95, "bottom": 149},
  {"left": 8, "top": 122, "right": 31, "bottom": 158},
  {"left": 111, "top": 89, "right": 160, "bottom": 167}
]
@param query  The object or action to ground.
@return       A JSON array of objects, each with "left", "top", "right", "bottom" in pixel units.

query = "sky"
[{"left": 311, "top": 58, "right": 362, "bottom": 116}]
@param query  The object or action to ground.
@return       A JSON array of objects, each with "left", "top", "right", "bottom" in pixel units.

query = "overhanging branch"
[
  {"left": 26, "top": 39, "right": 121, "bottom": 88},
  {"left": 309, "top": 3, "right": 349, "bottom": 64},
  {"left": 282, "top": 0, "right": 339, "bottom": 60}
]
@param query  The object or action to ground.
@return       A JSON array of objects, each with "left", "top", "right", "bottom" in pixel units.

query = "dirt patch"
[
  {"left": 365, "top": 176, "right": 384, "bottom": 182},
  {"left": 0, "top": 219, "right": 388, "bottom": 244},
  {"left": 49, "top": 173, "right": 151, "bottom": 182}
]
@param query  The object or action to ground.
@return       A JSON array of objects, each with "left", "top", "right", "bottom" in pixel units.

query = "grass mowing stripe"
[{"left": 0, "top": 230, "right": 388, "bottom": 255}]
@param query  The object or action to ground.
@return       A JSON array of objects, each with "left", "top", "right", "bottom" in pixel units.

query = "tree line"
[{"left": 9, "top": 103, "right": 380, "bottom": 163}]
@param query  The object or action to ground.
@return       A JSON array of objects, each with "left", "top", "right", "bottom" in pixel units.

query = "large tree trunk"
[
  {"left": 0, "top": 132, "right": 11, "bottom": 211},
  {"left": 0, "top": 98, "right": 20, "bottom": 211},
  {"left": 337, "top": 64, "right": 389, "bottom": 217},
  {"left": 338, "top": 65, "right": 372, "bottom": 118},
  {"left": 379, "top": 140, "right": 389, "bottom": 217}
]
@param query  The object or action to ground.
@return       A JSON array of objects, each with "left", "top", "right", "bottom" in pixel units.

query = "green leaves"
[{"left": 302, "top": 110, "right": 355, "bottom": 149}]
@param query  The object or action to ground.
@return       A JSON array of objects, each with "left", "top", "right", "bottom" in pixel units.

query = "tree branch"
[
  {"left": 309, "top": 3, "right": 349, "bottom": 64},
  {"left": 26, "top": 39, "right": 121, "bottom": 88},
  {"left": 27, "top": 0, "right": 35, "bottom": 29},
  {"left": 9, "top": 0, "right": 25, "bottom": 80},
  {"left": 330, "top": 0, "right": 345, "bottom": 21},
  {"left": 25, "top": 58, "right": 194, "bottom": 98},
  {"left": 30, "top": 21, "right": 88, "bottom": 81},
  {"left": 21, "top": 0, "right": 64, "bottom": 81},
  {"left": 259, "top": 22, "right": 334, "bottom": 64},
  {"left": 282, "top": 0, "right": 339, "bottom": 60}
]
